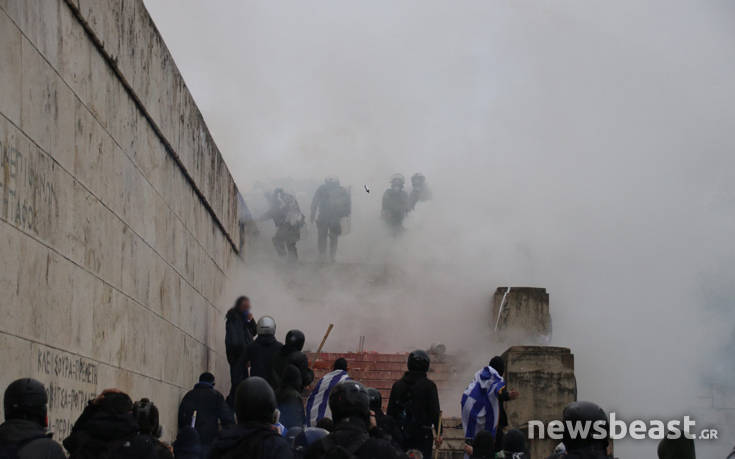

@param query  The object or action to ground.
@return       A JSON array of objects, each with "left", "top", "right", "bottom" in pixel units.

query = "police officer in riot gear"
[
  {"left": 304, "top": 381, "right": 404, "bottom": 459},
  {"left": 271, "top": 330, "right": 314, "bottom": 392},
  {"left": 209, "top": 377, "right": 293, "bottom": 459},
  {"left": 0, "top": 378, "right": 66, "bottom": 459},
  {"left": 263, "top": 188, "right": 305, "bottom": 261},
  {"left": 245, "top": 316, "right": 284, "bottom": 386},
  {"left": 387, "top": 350, "right": 441, "bottom": 459},
  {"left": 311, "top": 176, "right": 351, "bottom": 262},
  {"left": 408, "top": 173, "right": 431, "bottom": 211},
  {"left": 382, "top": 174, "right": 409, "bottom": 235}
]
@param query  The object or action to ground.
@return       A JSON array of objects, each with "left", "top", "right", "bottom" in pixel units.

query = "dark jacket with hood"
[
  {"left": 225, "top": 308, "right": 257, "bottom": 365},
  {"left": 177, "top": 382, "right": 234, "bottom": 446},
  {"left": 0, "top": 418, "right": 66, "bottom": 459},
  {"left": 208, "top": 422, "right": 293, "bottom": 459},
  {"left": 172, "top": 426, "right": 201, "bottom": 459},
  {"left": 371, "top": 409, "right": 404, "bottom": 451},
  {"left": 63, "top": 393, "right": 165, "bottom": 459},
  {"left": 387, "top": 370, "right": 440, "bottom": 435},
  {"left": 246, "top": 334, "right": 284, "bottom": 384},
  {"left": 304, "top": 417, "right": 405, "bottom": 459},
  {"left": 271, "top": 343, "right": 314, "bottom": 392},
  {"left": 276, "top": 365, "right": 306, "bottom": 429}
]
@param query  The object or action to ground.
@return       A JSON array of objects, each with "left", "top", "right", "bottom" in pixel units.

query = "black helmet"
[
  {"left": 562, "top": 401, "right": 608, "bottom": 451},
  {"left": 328, "top": 381, "right": 370, "bottom": 423},
  {"left": 235, "top": 376, "right": 277, "bottom": 424},
  {"left": 471, "top": 430, "right": 495, "bottom": 458},
  {"left": 285, "top": 330, "right": 306, "bottom": 352},
  {"left": 502, "top": 429, "right": 527, "bottom": 453},
  {"left": 133, "top": 398, "right": 162, "bottom": 438},
  {"left": 3, "top": 378, "right": 47, "bottom": 422},
  {"left": 366, "top": 388, "right": 382, "bottom": 413},
  {"left": 407, "top": 350, "right": 430, "bottom": 372}
]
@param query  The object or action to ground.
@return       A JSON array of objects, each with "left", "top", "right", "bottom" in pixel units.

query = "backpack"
[
  {"left": 326, "top": 187, "right": 351, "bottom": 218},
  {"left": 0, "top": 434, "right": 48, "bottom": 459}
]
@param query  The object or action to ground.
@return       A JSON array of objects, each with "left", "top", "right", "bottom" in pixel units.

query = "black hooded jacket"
[
  {"left": 246, "top": 334, "right": 284, "bottom": 384},
  {"left": 63, "top": 399, "right": 140, "bottom": 458},
  {"left": 208, "top": 422, "right": 293, "bottom": 459},
  {"left": 0, "top": 418, "right": 66, "bottom": 459},
  {"left": 225, "top": 308, "right": 258, "bottom": 365},
  {"left": 387, "top": 370, "right": 440, "bottom": 433},
  {"left": 271, "top": 343, "right": 314, "bottom": 392},
  {"left": 177, "top": 382, "right": 234, "bottom": 446},
  {"left": 371, "top": 409, "right": 404, "bottom": 450},
  {"left": 304, "top": 417, "right": 405, "bottom": 459}
]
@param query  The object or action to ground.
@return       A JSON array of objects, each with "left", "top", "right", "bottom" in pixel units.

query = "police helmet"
[
  {"left": 328, "top": 381, "right": 370, "bottom": 422},
  {"left": 257, "top": 316, "right": 276, "bottom": 336},
  {"left": 285, "top": 329, "right": 306, "bottom": 351}
]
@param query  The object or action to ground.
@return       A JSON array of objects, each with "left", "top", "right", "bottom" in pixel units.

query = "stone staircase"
[
  {"left": 307, "top": 352, "right": 454, "bottom": 412},
  {"left": 307, "top": 351, "right": 465, "bottom": 458}
]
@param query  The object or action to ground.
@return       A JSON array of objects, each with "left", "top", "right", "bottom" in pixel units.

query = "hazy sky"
[{"left": 145, "top": 1, "right": 735, "bottom": 455}]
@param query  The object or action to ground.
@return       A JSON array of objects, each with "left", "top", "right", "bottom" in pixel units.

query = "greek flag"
[
  {"left": 306, "top": 370, "right": 350, "bottom": 426},
  {"left": 460, "top": 365, "right": 506, "bottom": 439}
]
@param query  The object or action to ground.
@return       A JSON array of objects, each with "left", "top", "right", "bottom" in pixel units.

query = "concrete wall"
[
  {"left": 502, "top": 346, "right": 577, "bottom": 459},
  {"left": 492, "top": 287, "right": 552, "bottom": 344},
  {"left": 0, "top": 0, "right": 239, "bottom": 441}
]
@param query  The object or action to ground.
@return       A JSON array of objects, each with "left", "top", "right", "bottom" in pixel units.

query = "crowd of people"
[
  {"left": 0, "top": 295, "right": 708, "bottom": 458},
  {"left": 241, "top": 173, "right": 432, "bottom": 262}
]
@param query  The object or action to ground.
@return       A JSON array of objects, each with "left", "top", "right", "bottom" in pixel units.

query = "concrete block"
[
  {"left": 58, "top": 0, "right": 91, "bottom": 106},
  {"left": 0, "top": 333, "right": 34, "bottom": 420},
  {"left": 501, "top": 346, "right": 577, "bottom": 459},
  {"left": 492, "top": 287, "right": 552, "bottom": 343},
  {"left": 77, "top": 0, "right": 123, "bottom": 64},
  {"left": 20, "top": 36, "right": 75, "bottom": 170},
  {"left": 15, "top": 0, "right": 60, "bottom": 69},
  {"left": 91, "top": 283, "right": 124, "bottom": 366},
  {"left": 67, "top": 264, "right": 96, "bottom": 355},
  {"left": 0, "top": 10, "right": 22, "bottom": 125},
  {"left": 0, "top": 224, "right": 21, "bottom": 336},
  {"left": 30, "top": 249, "right": 74, "bottom": 349}
]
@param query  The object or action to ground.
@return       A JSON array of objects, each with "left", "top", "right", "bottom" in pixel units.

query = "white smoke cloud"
[{"left": 145, "top": 1, "right": 735, "bottom": 455}]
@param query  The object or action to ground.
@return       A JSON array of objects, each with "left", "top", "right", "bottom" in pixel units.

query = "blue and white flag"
[
  {"left": 460, "top": 365, "right": 506, "bottom": 439},
  {"left": 306, "top": 369, "right": 350, "bottom": 426}
]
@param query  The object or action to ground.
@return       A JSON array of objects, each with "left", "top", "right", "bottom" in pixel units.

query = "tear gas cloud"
[{"left": 145, "top": 1, "right": 735, "bottom": 455}]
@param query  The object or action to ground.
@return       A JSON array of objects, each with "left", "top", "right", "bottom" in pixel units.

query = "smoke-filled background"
[{"left": 145, "top": 1, "right": 735, "bottom": 456}]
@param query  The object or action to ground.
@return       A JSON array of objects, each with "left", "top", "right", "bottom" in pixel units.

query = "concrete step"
[{"left": 306, "top": 351, "right": 456, "bottom": 415}]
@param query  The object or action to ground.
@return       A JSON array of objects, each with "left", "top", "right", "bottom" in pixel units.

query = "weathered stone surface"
[
  {"left": 491, "top": 287, "right": 552, "bottom": 343},
  {"left": 0, "top": 0, "right": 238, "bottom": 442},
  {"left": 0, "top": 10, "right": 21, "bottom": 125},
  {"left": 501, "top": 346, "right": 577, "bottom": 459}
]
